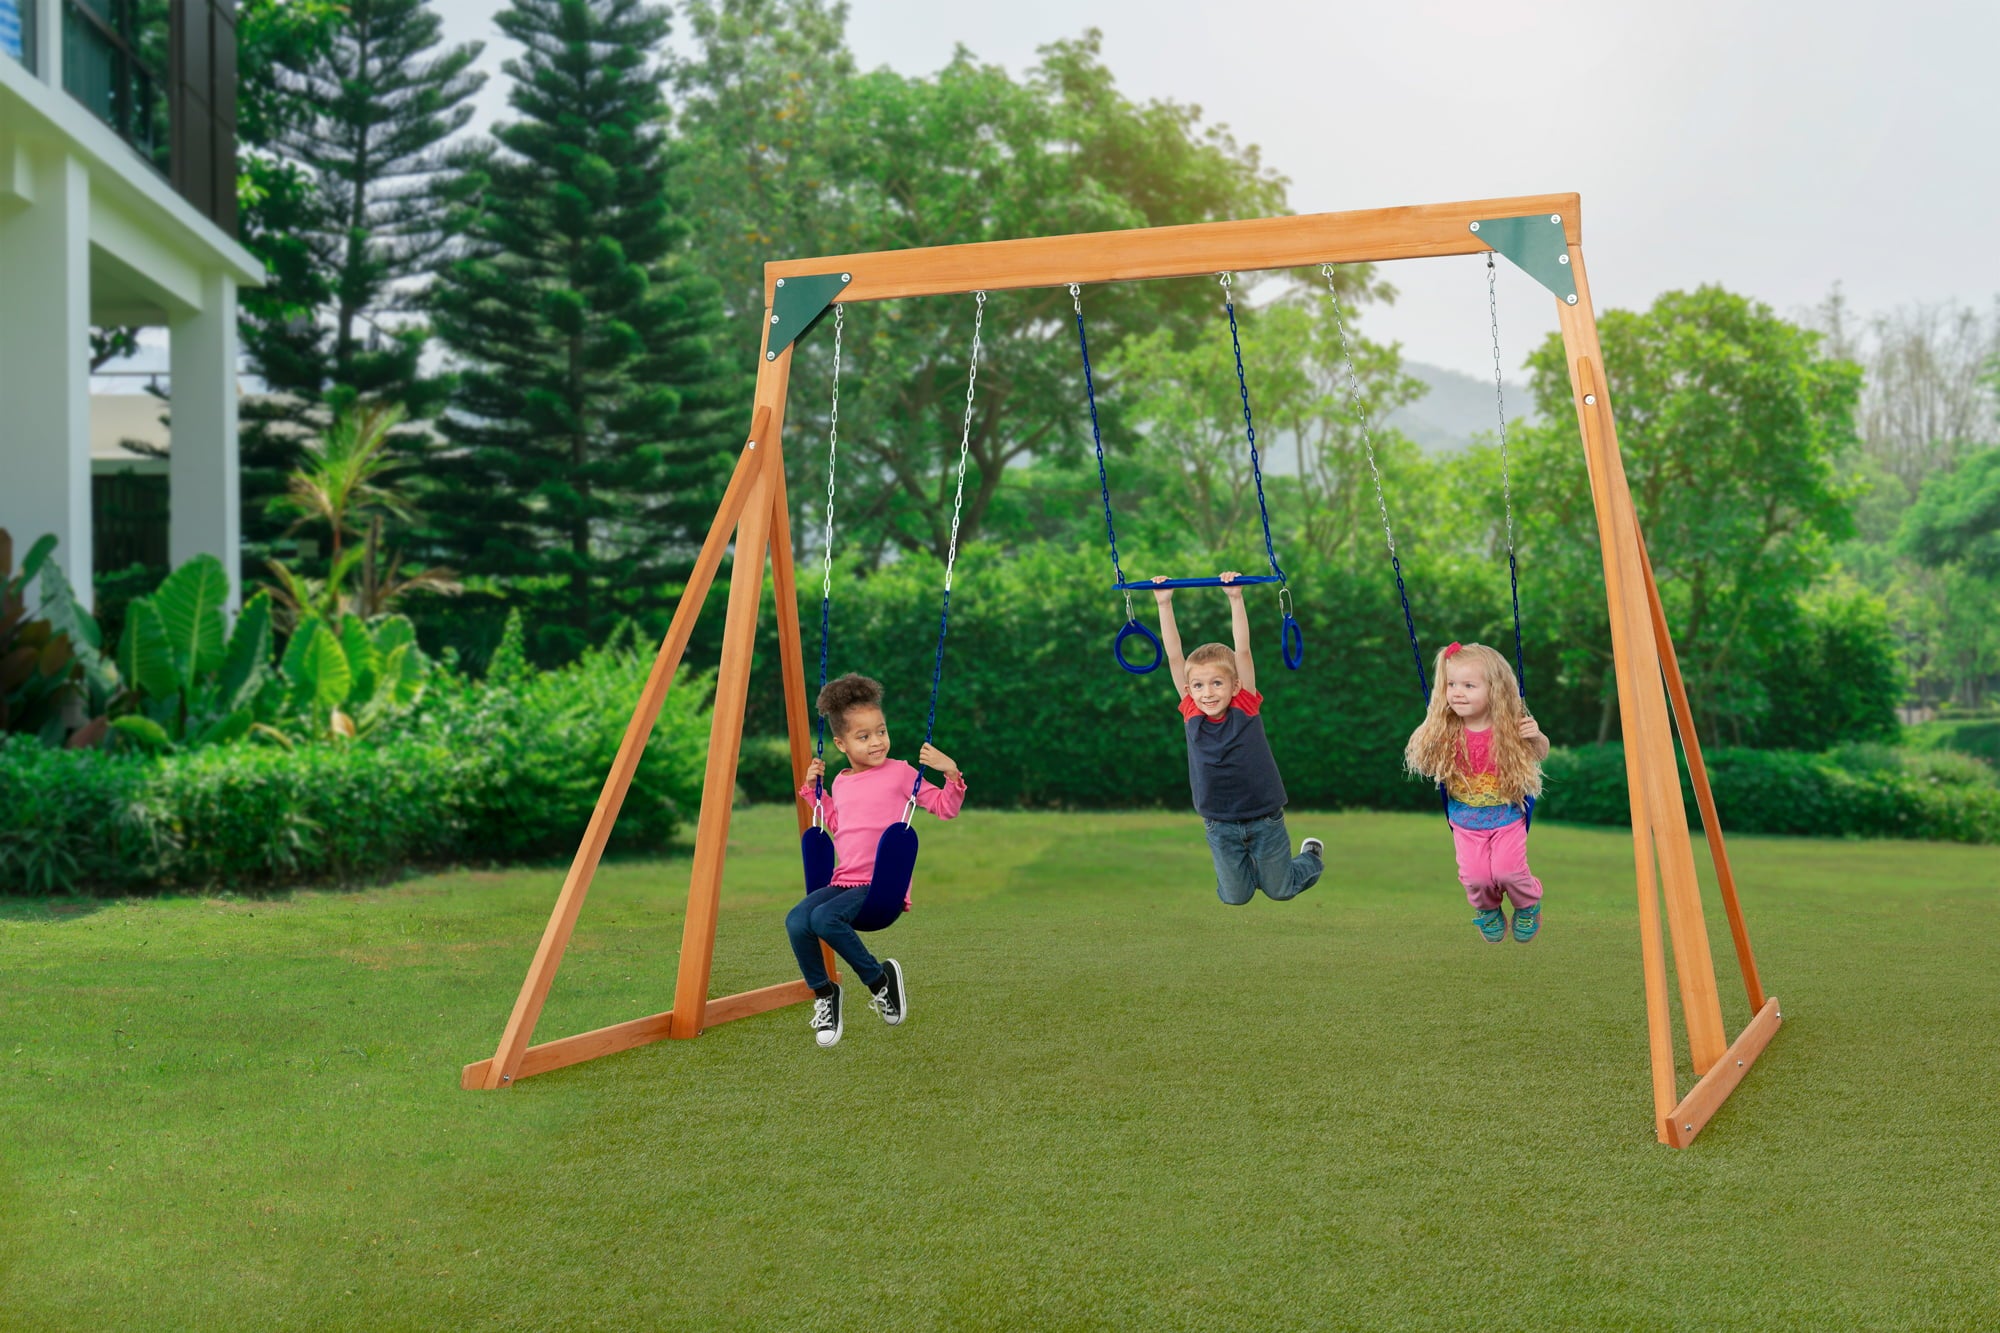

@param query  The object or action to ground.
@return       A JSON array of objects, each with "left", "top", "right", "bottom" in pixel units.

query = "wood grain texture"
[
  {"left": 1665, "top": 998, "right": 1783, "bottom": 1148},
  {"left": 1638, "top": 529, "right": 1767, "bottom": 1013},
  {"left": 762, "top": 398, "right": 841, "bottom": 985},
  {"left": 1559, "top": 248, "right": 1728, "bottom": 1077},
  {"left": 462, "top": 1009, "right": 677, "bottom": 1089},
  {"left": 471, "top": 418, "right": 771, "bottom": 1089},
  {"left": 667, "top": 343, "right": 793, "bottom": 1039},
  {"left": 1565, "top": 352, "right": 1679, "bottom": 1136},
  {"left": 765, "top": 193, "right": 1582, "bottom": 305}
]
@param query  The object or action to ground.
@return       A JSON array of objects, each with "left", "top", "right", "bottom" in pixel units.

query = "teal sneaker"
[
  {"left": 1473, "top": 908, "right": 1507, "bottom": 943},
  {"left": 1512, "top": 904, "right": 1542, "bottom": 943}
]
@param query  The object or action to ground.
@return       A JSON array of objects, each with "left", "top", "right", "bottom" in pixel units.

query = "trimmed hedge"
[
  {"left": 1541, "top": 743, "right": 2000, "bottom": 843},
  {"left": 0, "top": 648, "right": 713, "bottom": 895}
]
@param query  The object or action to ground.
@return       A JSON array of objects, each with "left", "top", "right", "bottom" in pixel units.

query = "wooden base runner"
[
  {"left": 460, "top": 980, "right": 815, "bottom": 1089},
  {"left": 1663, "top": 998, "right": 1783, "bottom": 1147}
]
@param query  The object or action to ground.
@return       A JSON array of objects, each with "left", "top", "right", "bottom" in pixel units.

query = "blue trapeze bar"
[{"left": 1113, "top": 575, "right": 1284, "bottom": 591}]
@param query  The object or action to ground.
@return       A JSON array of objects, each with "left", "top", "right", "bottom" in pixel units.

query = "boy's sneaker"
[
  {"left": 869, "top": 959, "right": 907, "bottom": 1026},
  {"left": 1473, "top": 907, "right": 1508, "bottom": 943},
  {"left": 809, "top": 987, "right": 844, "bottom": 1048},
  {"left": 1300, "top": 837, "right": 1324, "bottom": 861},
  {"left": 1512, "top": 904, "right": 1542, "bottom": 944}
]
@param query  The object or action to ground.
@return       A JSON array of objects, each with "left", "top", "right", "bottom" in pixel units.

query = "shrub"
[
  {"left": 0, "top": 738, "right": 156, "bottom": 892},
  {"left": 737, "top": 736, "right": 802, "bottom": 806},
  {"left": 0, "top": 637, "right": 714, "bottom": 895},
  {"left": 1539, "top": 742, "right": 2000, "bottom": 843}
]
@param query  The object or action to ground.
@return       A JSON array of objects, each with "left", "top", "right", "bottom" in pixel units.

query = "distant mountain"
[{"left": 1386, "top": 361, "right": 1539, "bottom": 455}]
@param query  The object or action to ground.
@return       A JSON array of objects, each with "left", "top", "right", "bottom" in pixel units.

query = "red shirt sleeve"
[
  {"left": 1231, "top": 689, "right": 1263, "bottom": 717},
  {"left": 1176, "top": 694, "right": 1201, "bottom": 720}
]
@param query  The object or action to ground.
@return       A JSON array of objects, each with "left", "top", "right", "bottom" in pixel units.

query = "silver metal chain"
[
  {"left": 942, "top": 291, "right": 985, "bottom": 592},
  {"left": 819, "top": 304, "right": 844, "bottom": 600},
  {"left": 1488, "top": 255, "right": 1518, "bottom": 565},
  {"left": 1321, "top": 263, "right": 1400, "bottom": 558}
]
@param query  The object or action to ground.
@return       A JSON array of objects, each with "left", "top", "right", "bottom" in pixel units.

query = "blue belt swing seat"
[
  {"left": 800, "top": 294, "right": 986, "bottom": 931},
  {"left": 1320, "top": 258, "right": 1536, "bottom": 828},
  {"left": 1070, "top": 276, "right": 1304, "bottom": 675}
]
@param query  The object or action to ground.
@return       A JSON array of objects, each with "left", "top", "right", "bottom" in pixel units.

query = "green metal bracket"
[
  {"left": 765, "top": 271, "right": 852, "bottom": 361},
  {"left": 1471, "top": 212, "right": 1577, "bottom": 306}
]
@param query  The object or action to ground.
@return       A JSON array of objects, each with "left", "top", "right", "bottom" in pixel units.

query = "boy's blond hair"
[{"left": 1186, "top": 642, "right": 1239, "bottom": 677}]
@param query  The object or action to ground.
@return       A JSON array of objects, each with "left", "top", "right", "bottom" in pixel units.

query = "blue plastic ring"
[
  {"left": 1113, "top": 618, "right": 1164, "bottom": 675},
  {"left": 1281, "top": 614, "right": 1304, "bottom": 671}
]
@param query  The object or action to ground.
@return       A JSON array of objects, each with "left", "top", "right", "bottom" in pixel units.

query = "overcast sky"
[{"left": 436, "top": 0, "right": 1996, "bottom": 378}]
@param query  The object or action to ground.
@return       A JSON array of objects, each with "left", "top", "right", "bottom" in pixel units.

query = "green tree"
[
  {"left": 1901, "top": 446, "right": 2000, "bottom": 578},
  {"left": 672, "top": 13, "right": 1287, "bottom": 562},
  {"left": 1499, "top": 286, "right": 1866, "bottom": 743},
  {"left": 260, "top": 0, "right": 486, "bottom": 417},
  {"left": 233, "top": 0, "right": 345, "bottom": 578},
  {"left": 427, "top": 0, "right": 742, "bottom": 659}
]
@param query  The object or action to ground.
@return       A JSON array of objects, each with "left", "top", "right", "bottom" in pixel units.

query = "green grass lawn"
[{"left": 3, "top": 809, "right": 1997, "bottom": 1330}]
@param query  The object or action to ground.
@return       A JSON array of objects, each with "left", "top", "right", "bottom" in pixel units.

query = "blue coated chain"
[
  {"left": 911, "top": 291, "right": 984, "bottom": 803},
  {"left": 1220, "top": 274, "right": 1287, "bottom": 586},
  {"left": 1071, "top": 285, "right": 1137, "bottom": 625}
]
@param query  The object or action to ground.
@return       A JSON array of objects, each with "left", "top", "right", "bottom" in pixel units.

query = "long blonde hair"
[{"left": 1403, "top": 642, "right": 1543, "bottom": 805}]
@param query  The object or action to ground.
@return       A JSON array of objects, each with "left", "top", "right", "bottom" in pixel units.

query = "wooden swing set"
[{"left": 461, "top": 191, "right": 1783, "bottom": 1148}]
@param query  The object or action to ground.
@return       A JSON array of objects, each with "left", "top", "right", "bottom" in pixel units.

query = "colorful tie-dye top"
[{"left": 1445, "top": 727, "right": 1526, "bottom": 830}]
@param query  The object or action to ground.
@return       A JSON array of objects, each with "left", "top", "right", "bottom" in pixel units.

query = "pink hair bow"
[{"left": 1442, "top": 641, "right": 1463, "bottom": 658}]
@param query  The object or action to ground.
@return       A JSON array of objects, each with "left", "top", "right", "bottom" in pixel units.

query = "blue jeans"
[
  {"left": 786, "top": 883, "right": 887, "bottom": 992},
  {"left": 1203, "top": 811, "right": 1322, "bottom": 906}
]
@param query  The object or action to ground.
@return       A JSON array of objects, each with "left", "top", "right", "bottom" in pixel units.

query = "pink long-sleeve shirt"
[{"left": 798, "top": 758, "right": 967, "bottom": 891}]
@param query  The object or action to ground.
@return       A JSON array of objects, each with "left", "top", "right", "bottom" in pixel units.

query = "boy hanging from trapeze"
[
  {"left": 1151, "top": 573, "right": 1325, "bottom": 905},
  {"left": 1404, "top": 641, "right": 1549, "bottom": 943}
]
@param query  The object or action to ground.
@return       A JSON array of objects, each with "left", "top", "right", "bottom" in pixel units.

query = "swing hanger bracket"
[
  {"left": 767, "top": 271, "right": 853, "bottom": 360},
  {"left": 1470, "top": 213, "right": 1578, "bottom": 305}
]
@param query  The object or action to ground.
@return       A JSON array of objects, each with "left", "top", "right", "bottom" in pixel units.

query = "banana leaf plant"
[
  {"left": 108, "top": 554, "right": 274, "bottom": 752},
  {"left": 273, "top": 611, "right": 429, "bottom": 741}
]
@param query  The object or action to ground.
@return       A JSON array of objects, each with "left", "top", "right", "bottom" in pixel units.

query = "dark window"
[
  {"left": 93, "top": 470, "right": 171, "bottom": 573},
  {"left": 169, "top": 0, "right": 236, "bottom": 234},
  {"left": 62, "top": 0, "right": 171, "bottom": 176}
]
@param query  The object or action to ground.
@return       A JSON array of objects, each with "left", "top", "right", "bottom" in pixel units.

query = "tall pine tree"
[
  {"left": 427, "top": 0, "right": 741, "bottom": 661},
  {"left": 250, "top": 0, "right": 485, "bottom": 417},
  {"left": 236, "top": 0, "right": 484, "bottom": 583}
]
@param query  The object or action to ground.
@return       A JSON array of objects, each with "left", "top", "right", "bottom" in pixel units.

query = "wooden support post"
[
  {"left": 471, "top": 421, "right": 771, "bottom": 1089},
  {"left": 1564, "top": 352, "right": 1679, "bottom": 1136},
  {"left": 1557, "top": 249, "right": 1728, "bottom": 1078},
  {"left": 667, "top": 344, "right": 794, "bottom": 1039},
  {"left": 765, "top": 396, "right": 841, "bottom": 985},
  {"left": 1636, "top": 532, "right": 1766, "bottom": 1013}
]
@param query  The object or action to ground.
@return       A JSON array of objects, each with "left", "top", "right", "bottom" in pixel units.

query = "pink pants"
[{"left": 1451, "top": 819, "right": 1543, "bottom": 910}]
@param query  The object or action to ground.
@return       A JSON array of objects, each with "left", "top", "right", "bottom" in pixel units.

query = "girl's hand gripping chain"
[{"left": 917, "top": 743, "right": 961, "bottom": 784}]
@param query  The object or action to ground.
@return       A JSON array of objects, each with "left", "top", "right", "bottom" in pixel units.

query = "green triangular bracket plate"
[
  {"left": 1471, "top": 212, "right": 1578, "bottom": 306},
  {"left": 766, "top": 271, "right": 853, "bottom": 361}
]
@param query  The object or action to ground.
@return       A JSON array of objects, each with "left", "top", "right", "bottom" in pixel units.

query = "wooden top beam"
[{"left": 764, "top": 192, "right": 1581, "bottom": 306}]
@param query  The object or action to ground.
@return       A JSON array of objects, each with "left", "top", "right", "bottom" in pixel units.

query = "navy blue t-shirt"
[{"left": 1180, "top": 689, "right": 1288, "bottom": 822}]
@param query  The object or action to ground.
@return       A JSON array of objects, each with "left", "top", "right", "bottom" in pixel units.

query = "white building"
[{"left": 1, "top": 0, "right": 260, "bottom": 608}]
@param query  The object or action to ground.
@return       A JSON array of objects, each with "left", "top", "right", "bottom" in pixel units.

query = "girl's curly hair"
[
  {"left": 816, "top": 673, "right": 884, "bottom": 736},
  {"left": 1403, "top": 642, "right": 1543, "bottom": 806}
]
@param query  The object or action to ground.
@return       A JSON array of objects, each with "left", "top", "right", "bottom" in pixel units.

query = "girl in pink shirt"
[
  {"left": 789, "top": 673, "right": 966, "bottom": 1048},
  {"left": 1404, "top": 642, "right": 1550, "bottom": 944}
]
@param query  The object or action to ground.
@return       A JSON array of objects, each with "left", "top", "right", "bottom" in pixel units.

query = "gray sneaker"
[{"left": 1300, "top": 837, "right": 1324, "bottom": 860}]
